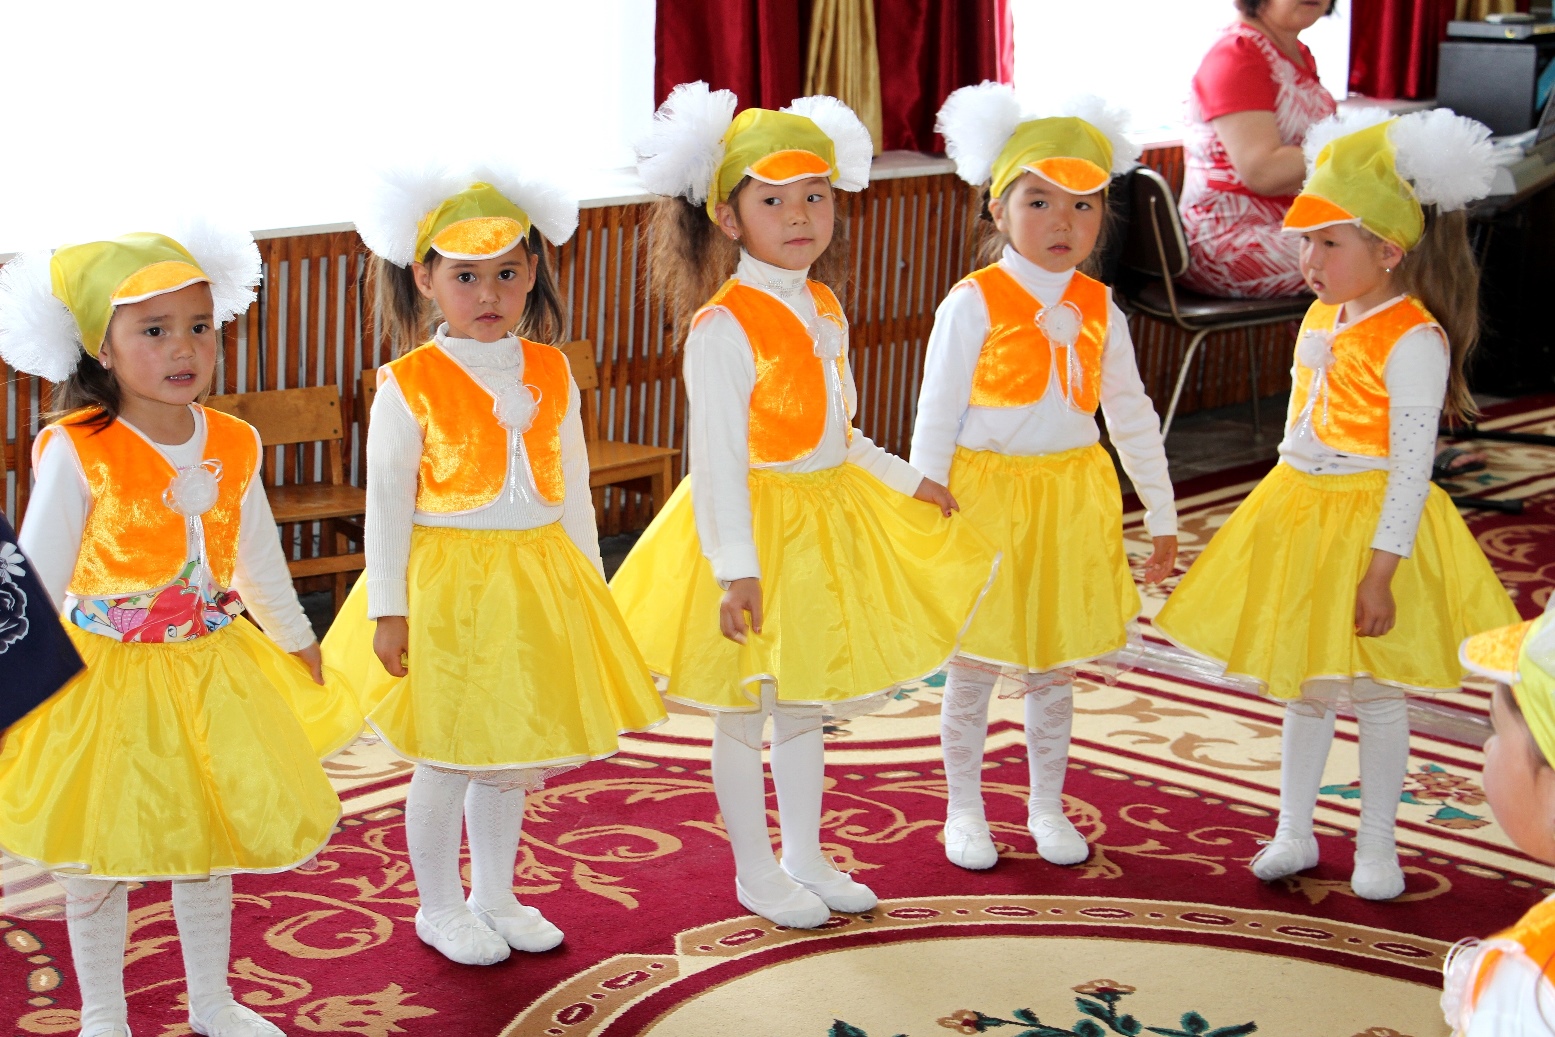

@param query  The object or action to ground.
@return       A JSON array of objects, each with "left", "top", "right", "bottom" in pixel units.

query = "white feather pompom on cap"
[
  {"left": 1390, "top": 108, "right": 1497, "bottom": 212},
  {"left": 0, "top": 252, "right": 84, "bottom": 382},
  {"left": 356, "top": 161, "right": 470, "bottom": 267},
  {"left": 1059, "top": 94, "right": 1141, "bottom": 174},
  {"left": 468, "top": 162, "right": 580, "bottom": 246},
  {"left": 176, "top": 219, "right": 262, "bottom": 327},
  {"left": 936, "top": 81, "right": 1023, "bottom": 186},
  {"left": 783, "top": 95, "right": 873, "bottom": 190},
  {"left": 1300, "top": 107, "right": 1392, "bottom": 175},
  {"left": 636, "top": 81, "right": 738, "bottom": 204}
]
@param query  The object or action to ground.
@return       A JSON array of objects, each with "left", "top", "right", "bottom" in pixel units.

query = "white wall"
[
  {"left": 1011, "top": 0, "right": 1351, "bottom": 143},
  {"left": 0, "top": 0, "right": 657, "bottom": 254}
]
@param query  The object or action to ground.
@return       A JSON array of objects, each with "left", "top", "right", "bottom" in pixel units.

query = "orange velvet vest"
[
  {"left": 34, "top": 407, "right": 259, "bottom": 597},
  {"left": 965, "top": 265, "right": 1109, "bottom": 413},
  {"left": 693, "top": 279, "right": 849, "bottom": 466},
  {"left": 385, "top": 339, "right": 569, "bottom": 512},
  {"left": 1469, "top": 898, "right": 1555, "bottom": 1011},
  {"left": 1288, "top": 296, "right": 1439, "bottom": 457}
]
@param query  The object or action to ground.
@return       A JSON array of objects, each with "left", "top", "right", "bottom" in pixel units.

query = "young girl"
[
  {"left": 611, "top": 83, "right": 999, "bottom": 929},
  {"left": 0, "top": 227, "right": 361, "bottom": 1037},
  {"left": 1444, "top": 603, "right": 1555, "bottom": 1035},
  {"left": 911, "top": 85, "right": 1178, "bottom": 871},
  {"left": 1154, "top": 108, "right": 1520, "bottom": 900},
  {"left": 322, "top": 164, "right": 667, "bottom": 966}
]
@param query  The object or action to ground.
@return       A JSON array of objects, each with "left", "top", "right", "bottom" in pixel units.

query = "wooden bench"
[{"left": 205, "top": 386, "right": 366, "bottom": 614}]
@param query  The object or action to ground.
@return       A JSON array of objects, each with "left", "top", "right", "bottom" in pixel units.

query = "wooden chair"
[
  {"left": 561, "top": 341, "right": 680, "bottom": 518},
  {"left": 205, "top": 386, "right": 366, "bottom": 613},
  {"left": 1117, "top": 165, "right": 1313, "bottom": 439}
]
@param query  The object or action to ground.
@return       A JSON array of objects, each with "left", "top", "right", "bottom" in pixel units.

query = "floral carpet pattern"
[{"left": 3, "top": 398, "right": 1554, "bottom": 1036}]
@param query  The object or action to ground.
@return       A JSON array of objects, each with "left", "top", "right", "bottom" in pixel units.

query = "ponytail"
[{"left": 1396, "top": 208, "right": 1478, "bottom": 424}]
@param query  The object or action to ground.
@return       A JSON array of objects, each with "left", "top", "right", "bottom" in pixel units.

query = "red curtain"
[
  {"left": 1347, "top": 0, "right": 1463, "bottom": 99},
  {"left": 654, "top": 0, "right": 1011, "bottom": 151}
]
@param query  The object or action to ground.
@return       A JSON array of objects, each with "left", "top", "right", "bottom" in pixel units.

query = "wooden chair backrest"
[
  {"left": 1121, "top": 165, "right": 1190, "bottom": 281},
  {"left": 561, "top": 340, "right": 601, "bottom": 443},
  {"left": 205, "top": 386, "right": 348, "bottom": 486}
]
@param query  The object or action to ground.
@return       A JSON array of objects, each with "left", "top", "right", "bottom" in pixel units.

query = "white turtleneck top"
[
  {"left": 685, "top": 251, "right": 925, "bottom": 584},
  {"left": 365, "top": 326, "right": 600, "bottom": 619},
  {"left": 909, "top": 245, "right": 1178, "bottom": 538}
]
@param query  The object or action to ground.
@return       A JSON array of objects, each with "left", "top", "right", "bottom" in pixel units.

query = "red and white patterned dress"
[{"left": 1178, "top": 23, "right": 1337, "bottom": 299}]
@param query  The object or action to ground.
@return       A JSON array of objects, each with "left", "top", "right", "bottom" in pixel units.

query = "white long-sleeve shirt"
[
  {"left": 685, "top": 251, "right": 925, "bottom": 584},
  {"left": 908, "top": 245, "right": 1178, "bottom": 538},
  {"left": 365, "top": 327, "right": 601, "bottom": 619},
  {"left": 20, "top": 406, "right": 317, "bottom": 653},
  {"left": 1278, "top": 295, "right": 1448, "bottom": 558}
]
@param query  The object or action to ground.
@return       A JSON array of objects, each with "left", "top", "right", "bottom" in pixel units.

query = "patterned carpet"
[{"left": 4, "top": 397, "right": 1554, "bottom": 1037}]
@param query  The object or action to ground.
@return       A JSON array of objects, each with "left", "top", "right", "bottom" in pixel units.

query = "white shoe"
[
  {"left": 1249, "top": 835, "right": 1320, "bottom": 881},
  {"left": 1028, "top": 813, "right": 1089, "bottom": 866},
  {"left": 1351, "top": 851, "right": 1405, "bottom": 901},
  {"left": 943, "top": 814, "right": 998, "bottom": 870},
  {"left": 781, "top": 859, "right": 878, "bottom": 913},
  {"left": 81, "top": 1027, "right": 131, "bottom": 1037},
  {"left": 735, "top": 877, "right": 832, "bottom": 928},
  {"left": 414, "top": 908, "right": 511, "bottom": 965},
  {"left": 468, "top": 896, "right": 564, "bottom": 953},
  {"left": 189, "top": 1004, "right": 284, "bottom": 1036}
]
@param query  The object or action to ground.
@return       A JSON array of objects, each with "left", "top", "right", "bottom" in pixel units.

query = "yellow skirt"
[
  {"left": 950, "top": 444, "right": 1139, "bottom": 673},
  {"left": 609, "top": 464, "right": 1000, "bottom": 712},
  {"left": 0, "top": 619, "right": 348, "bottom": 880},
  {"left": 1153, "top": 463, "right": 1520, "bottom": 701},
  {"left": 322, "top": 523, "right": 666, "bottom": 770}
]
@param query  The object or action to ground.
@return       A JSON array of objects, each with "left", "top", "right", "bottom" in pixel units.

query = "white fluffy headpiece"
[
  {"left": 1301, "top": 106, "right": 1498, "bottom": 212},
  {"left": 937, "top": 82, "right": 1139, "bottom": 188}
]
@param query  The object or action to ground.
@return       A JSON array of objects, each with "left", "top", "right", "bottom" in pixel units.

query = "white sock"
[
  {"left": 171, "top": 876, "right": 236, "bottom": 1024},
  {"left": 711, "top": 710, "right": 789, "bottom": 897},
  {"left": 1023, "top": 678, "right": 1074, "bottom": 822},
  {"left": 1273, "top": 704, "right": 1337, "bottom": 843},
  {"left": 63, "top": 877, "right": 128, "bottom": 1035},
  {"left": 941, "top": 662, "right": 996, "bottom": 822},
  {"left": 464, "top": 781, "right": 525, "bottom": 910},
  {"left": 1352, "top": 692, "right": 1410, "bottom": 857},
  {"left": 770, "top": 706, "right": 829, "bottom": 879},
  {"left": 405, "top": 765, "right": 474, "bottom": 926}
]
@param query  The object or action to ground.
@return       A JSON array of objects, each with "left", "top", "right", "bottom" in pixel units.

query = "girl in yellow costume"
[
  {"left": 1154, "top": 108, "right": 1519, "bottom": 900},
  {"left": 612, "top": 82, "right": 998, "bottom": 929},
  {"left": 1442, "top": 604, "right": 1555, "bottom": 1035},
  {"left": 323, "top": 162, "right": 666, "bottom": 966},
  {"left": 912, "top": 85, "right": 1179, "bottom": 872},
  {"left": 0, "top": 227, "right": 360, "bottom": 1037}
]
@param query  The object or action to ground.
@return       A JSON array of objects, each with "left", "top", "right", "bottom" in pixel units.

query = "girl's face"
[
  {"left": 989, "top": 173, "right": 1103, "bottom": 275},
  {"left": 98, "top": 282, "right": 218, "bottom": 411},
  {"left": 413, "top": 247, "right": 538, "bottom": 343},
  {"left": 1298, "top": 224, "right": 1403, "bottom": 311},
  {"left": 1483, "top": 683, "right": 1555, "bottom": 865},
  {"left": 717, "top": 176, "right": 835, "bottom": 272}
]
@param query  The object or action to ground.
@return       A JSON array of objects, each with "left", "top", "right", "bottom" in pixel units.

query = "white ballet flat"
[
  {"left": 1351, "top": 852, "right": 1405, "bottom": 901},
  {"left": 735, "top": 877, "right": 832, "bottom": 928},
  {"left": 781, "top": 860, "right": 879, "bottom": 913},
  {"left": 189, "top": 1003, "right": 285, "bottom": 1037},
  {"left": 1028, "top": 813, "right": 1090, "bottom": 866},
  {"left": 414, "top": 908, "right": 511, "bottom": 965},
  {"left": 82, "top": 1026, "right": 132, "bottom": 1037},
  {"left": 468, "top": 896, "right": 564, "bottom": 953},
  {"left": 943, "top": 814, "right": 999, "bottom": 871},
  {"left": 1249, "top": 835, "right": 1320, "bottom": 881}
]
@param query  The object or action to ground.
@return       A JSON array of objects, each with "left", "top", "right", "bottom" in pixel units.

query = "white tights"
[
  {"left": 64, "top": 874, "right": 244, "bottom": 1034},
  {"left": 940, "top": 661, "right": 1074, "bottom": 824},
  {"left": 1273, "top": 692, "right": 1410, "bottom": 856},
  {"left": 710, "top": 703, "right": 833, "bottom": 898},
  {"left": 404, "top": 767, "right": 528, "bottom": 926}
]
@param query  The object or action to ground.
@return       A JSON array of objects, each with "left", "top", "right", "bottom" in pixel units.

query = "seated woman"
[{"left": 1178, "top": 0, "right": 1337, "bottom": 299}]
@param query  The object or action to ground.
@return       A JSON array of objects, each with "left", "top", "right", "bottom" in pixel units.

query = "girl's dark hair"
[
  {"left": 1392, "top": 208, "right": 1479, "bottom": 424},
  {"left": 648, "top": 177, "right": 853, "bottom": 343},
  {"left": 46, "top": 348, "right": 121, "bottom": 433},
  {"left": 971, "top": 181, "right": 1118, "bottom": 280},
  {"left": 1236, "top": 0, "right": 1338, "bottom": 16},
  {"left": 367, "top": 226, "right": 566, "bottom": 357}
]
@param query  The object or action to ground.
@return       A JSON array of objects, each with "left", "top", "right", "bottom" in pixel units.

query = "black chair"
[{"left": 1116, "top": 166, "right": 1312, "bottom": 439}]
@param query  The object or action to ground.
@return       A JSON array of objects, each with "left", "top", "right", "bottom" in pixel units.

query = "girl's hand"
[
  {"left": 720, "top": 578, "right": 763, "bottom": 645},
  {"left": 374, "top": 616, "right": 410, "bottom": 677},
  {"left": 1143, "top": 535, "right": 1178, "bottom": 585},
  {"left": 292, "top": 643, "right": 326, "bottom": 685},
  {"left": 1355, "top": 551, "right": 1402, "bottom": 638},
  {"left": 914, "top": 477, "right": 959, "bottom": 517}
]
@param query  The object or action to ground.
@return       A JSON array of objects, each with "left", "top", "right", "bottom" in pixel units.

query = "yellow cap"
[
  {"left": 991, "top": 117, "right": 1115, "bottom": 198},
  {"left": 1282, "top": 119, "right": 1424, "bottom": 251},
  {"left": 49, "top": 233, "right": 211, "bottom": 357},
  {"left": 708, "top": 108, "right": 839, "bottom": 219},
  {"left": 414, "top": 182, "right": 532, "bottom": 263},
  {"left": 1461, "top": 614, "right": 1555, "bottom": 766}
]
